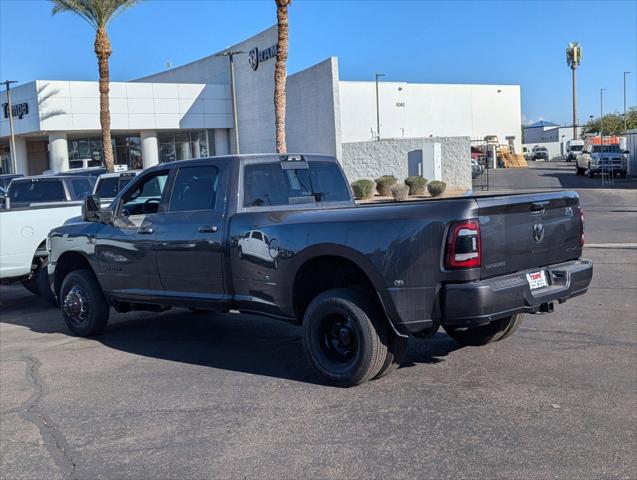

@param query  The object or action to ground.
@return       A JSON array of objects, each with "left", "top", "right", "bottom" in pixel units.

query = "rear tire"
[
  {"left": 373, "top": 331, "right": 408, "bottom": 380},
  {"left": 60, "top": 269, "right": 109, "bottom": 337},
  {"left": 302, "top": 288, "right": 388, "bottom": 387},
  {"left": 443, "top": 314, "right": 523, "bottom": 346}
]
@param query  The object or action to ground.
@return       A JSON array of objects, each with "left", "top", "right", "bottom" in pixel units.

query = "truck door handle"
[
  {"left": 530, "top": 204, "right": 546, "bottom": 214},
  {"left": 137, "top": 225, "right": 154, "bottom": 234},
  {"left": 198, "top": 225, "right": 218, "bottom": 233}
]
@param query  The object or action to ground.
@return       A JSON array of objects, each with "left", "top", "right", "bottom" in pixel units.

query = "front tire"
[
  {"left": 302, "top": 288, "right": 388, "bottom": 387},
  {"left": 60, "top": 270, "right": 109, "bottom": 336},
  {"left": 443, "top": 314, "right": 524, "bottom": 346}
]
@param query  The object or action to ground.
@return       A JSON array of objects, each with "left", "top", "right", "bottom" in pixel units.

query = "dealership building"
[{"left": 0, "top": 25, "right": 521, "bottom": 188}]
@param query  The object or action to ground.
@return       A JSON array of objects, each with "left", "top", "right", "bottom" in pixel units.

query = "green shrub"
[
  {"left": 351, "top": 179, "right": 375, "bottom": 200},
  {"left": 390, "top": 184, "right": 409, "bottom": 202},
  {"left": 427, "top": 180, "right": 447, "bottom": 197},
  {"left": 404, "top": 176, "right": 428, "bottom": 195},
  {"left": 375, "top": 175, "right": 397, "bottom": 196}
]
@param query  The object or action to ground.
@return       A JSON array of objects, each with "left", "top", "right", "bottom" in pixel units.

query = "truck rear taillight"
[
  {"left": 580, "top": 207, "right": 585, "bottom": 248},
  {"left": 445, "top": 219, "right": 481, "bottom": 269}
]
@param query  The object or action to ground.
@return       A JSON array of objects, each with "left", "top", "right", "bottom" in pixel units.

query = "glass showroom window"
[
  {"left": 158, "top": 130, "right": 211, "bottom": 163},
  {"left": 68, "top": 135, "right": 142, "bottom": 169}
]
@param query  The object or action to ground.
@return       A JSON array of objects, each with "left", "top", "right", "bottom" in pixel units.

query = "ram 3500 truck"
[{"left": 48, "top": 154, "right": 593, "bottom": 386}]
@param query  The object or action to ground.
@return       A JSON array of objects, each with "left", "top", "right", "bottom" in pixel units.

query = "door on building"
[{"left": 27, "top": 141, "right": 49, "bottom": 175}]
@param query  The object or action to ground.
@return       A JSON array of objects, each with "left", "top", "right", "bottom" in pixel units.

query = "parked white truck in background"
[
  {"left": 565, "top": 140, "right": 584, "bottom": 162},
  {"left": 0, "top": 175, "right": 95, "bottom": 302}
]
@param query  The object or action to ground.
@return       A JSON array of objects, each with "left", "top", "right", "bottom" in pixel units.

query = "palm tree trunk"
[
  {"left": 95, "top": 27, "right": 115, "bottom": 173},
  {"left": 274, "top": 0, "right": 290, "bottom": 154}
]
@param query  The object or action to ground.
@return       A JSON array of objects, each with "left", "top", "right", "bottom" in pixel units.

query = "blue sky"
[{"left": 1, "top": 0, "right": 635, "bottom": 125}]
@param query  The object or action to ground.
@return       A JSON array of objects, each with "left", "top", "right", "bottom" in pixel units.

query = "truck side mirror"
[{"left": 82, "top": 194, "right": 101, "bottom": 222}]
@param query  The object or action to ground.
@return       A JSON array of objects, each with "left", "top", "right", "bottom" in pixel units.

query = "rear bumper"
[{"left": 442, "top": 259, "right": 593, "bottom": 327}]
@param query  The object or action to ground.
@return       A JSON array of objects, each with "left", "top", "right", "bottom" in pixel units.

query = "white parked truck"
[
  {"left": 0, "top": 175, "right": 95, "bottom": 301},
  {"left": 565, "top": 140, "right": 584, "bottom": 162}
]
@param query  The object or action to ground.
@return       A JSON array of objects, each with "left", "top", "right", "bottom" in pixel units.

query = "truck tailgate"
[{"left": 477, "top": 191, "right": 582, "bottom": 278}]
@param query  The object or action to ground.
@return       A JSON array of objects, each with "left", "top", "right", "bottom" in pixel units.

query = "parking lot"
[{"left": 1, "top": 161, "right": 636, "bottom": 479}]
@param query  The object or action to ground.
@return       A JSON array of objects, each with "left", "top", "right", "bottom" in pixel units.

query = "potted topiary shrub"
[
  {"left": 404, "top": 176, "right": 428, "bottom": 195},
  {"left": 427, "top": 180, "right": 447, "bottom": 197},
  {"left": 350, "top": 179, "right": 375, "bottom": 200},
  {"left": 375, "top": 175, "right": 397, "bottom": 196},
  {"left": 390, "top": 183, "right": 409, "bottom": 202}
]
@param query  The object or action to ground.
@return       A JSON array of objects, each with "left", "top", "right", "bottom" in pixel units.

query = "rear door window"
[{"left": 243, "top": 161, "right": 349, "bottom": 208}]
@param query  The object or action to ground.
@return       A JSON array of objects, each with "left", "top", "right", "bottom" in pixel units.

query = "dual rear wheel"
[{"left": 302, "top": 288, "right": 407, "bottom": 387}]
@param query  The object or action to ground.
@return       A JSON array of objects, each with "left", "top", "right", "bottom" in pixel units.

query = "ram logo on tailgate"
[{"left": 532, "top": 223, "right": 545, "bottom": 243}]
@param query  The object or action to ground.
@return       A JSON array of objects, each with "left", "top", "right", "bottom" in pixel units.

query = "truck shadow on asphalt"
[{"left": 1, "top": 288, "right": 462, "bottom": 386}]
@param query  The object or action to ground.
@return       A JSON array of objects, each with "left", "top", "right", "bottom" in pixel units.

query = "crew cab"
[
  {"left": 576, "top": 144, "right": 628, "bottom": 178},
  {"left": 3, "top": 175, "right": 95, "bottom": 209},
  {"left": 1, "top": 175, "right": 95, "bottom": 301},
  {"left": 48, "top": 154, "right": 593, "bottom": 386}
]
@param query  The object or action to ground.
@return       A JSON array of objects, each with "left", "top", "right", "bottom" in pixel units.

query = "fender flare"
[{"left": 289, "top": 243, "right": 407, "bottom": 337}]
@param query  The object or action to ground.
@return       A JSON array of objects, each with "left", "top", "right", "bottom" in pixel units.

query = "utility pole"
[
  {"left": 215, "top": 50, "right": 245, "bottom": 154},
  {"left": 624, "top": 72, "right": 631, "bottom": 133},
  {"left": 2, "top": 80, "right": 18, "bottom": 174},
  {"left": 375, "top": 73, "right": 385, "bottom": 140}
]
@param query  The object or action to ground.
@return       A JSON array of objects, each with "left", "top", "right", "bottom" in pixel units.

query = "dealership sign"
[
  {"left": 248, "top": 45, "right": 278, "bottom": 71},
  {"left": 2, "top": 102, "right": 29, "bottom": 119}
]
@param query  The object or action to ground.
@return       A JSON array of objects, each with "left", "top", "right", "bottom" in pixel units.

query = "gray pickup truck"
[{"left": 47, "top": 154, "right": 593, "bottom": 386}]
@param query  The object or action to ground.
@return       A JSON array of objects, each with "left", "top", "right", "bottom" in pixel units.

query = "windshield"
[
  {"left": 592, "top": 145, "right": 620, "bottom": 153},
  {"left": 570, "top": 145, "right": 583, "bottom": 151},
  {"left": 8, "top": 179, "right": 66, "bottom": 203}
]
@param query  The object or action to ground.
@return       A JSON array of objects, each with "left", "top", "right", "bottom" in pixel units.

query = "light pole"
[
  {"left": 375, "top": 73, "right": 385, "bottom": 140},
  {"left": 2, "top": 80, "right": 18, "bottom": 174},
  {"left": 600, "top": 88, "right": 606, "bottom": 142},
  {"left": 566, "top": 42, "right": 582, "bottom": 139},
  {"left": 624, "top": 72, "right": 631, "bottom": 133},
  {"left": 215, "top": 50, "right": 245, "bottom": 154}
]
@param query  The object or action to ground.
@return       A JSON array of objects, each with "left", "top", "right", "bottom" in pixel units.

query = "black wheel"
[
  {"left": 238, "top": 247, "right": 243, "bottom": 259},
  {"left": 497, "top": 314, "right": 524, "bottom": 341},
  {"left": 302, "top": 288, "right": 388, "bottom": 387},
  {"left": 587, "top": 166, "right": 594, "bottom": 178},
  {"left": 21, "top": 261, "right": 55, "bottom": 305},
  {"left": 60, "top": 270, "right": 109, "bottom": 336},
  {"left": 373, "top": 330, "right": 408, "bottom": 380},
  {"left": 443, "top": 314, "right": 523, "bottom": 346}
]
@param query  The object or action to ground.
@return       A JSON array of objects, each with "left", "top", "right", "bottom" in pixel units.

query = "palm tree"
[
  {"left": 51, "top": 0, "right": 139, "bottom": 173},
  {"left": 566, "top": 42, "right": 583, "bottom": 139},
  {"left": 274, "top": 0, "right": 291, "bottom": 154}
]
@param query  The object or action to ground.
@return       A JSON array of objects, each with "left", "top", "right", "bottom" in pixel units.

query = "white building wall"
[
  {"left": 339, "top": 82, "right": 522, "bottom": 152},
  {"left": 286, "top": 57, "right": 341, "bottom": 158},
  {"left": 139, "top": 26, "right": 279, "bottom": 154},
  {"left": 0, "top": 81, "right": 40, "bottom": 137}
]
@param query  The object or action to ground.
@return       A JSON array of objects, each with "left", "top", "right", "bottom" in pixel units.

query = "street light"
[
  {"left": 215, "top": 50, "right": 245, "bottom": 154},
  {"left": 375, "top": 73, "right": 385, "bottom": 140},
  {"left": 2, "top": 80, "right": 18, "bottom": 174},
  {"left": 624, "top": 72, "right": 631, "bottom": 133},
  {"left": 600, "top": 88, "right": 606, "bottom": 142}
]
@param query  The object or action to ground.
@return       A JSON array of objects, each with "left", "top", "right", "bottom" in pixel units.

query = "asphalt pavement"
[{"left": 1, "top": 161, "right": 636, "bottom": 479}]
